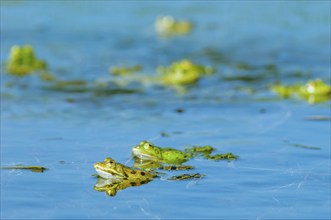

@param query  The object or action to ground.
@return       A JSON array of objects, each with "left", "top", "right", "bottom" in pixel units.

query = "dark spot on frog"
[
  {"left": 130, "top": 182, "right": 137, "bottom": 186},
  {"left": 140, "top": 171, "right": 146, "bottom": 176},
  {"left": 130, "top": 170, "right": 136, "bottom": 174},
  {"left": 140, "top": 180, "right": 146, "bottom": 184}
]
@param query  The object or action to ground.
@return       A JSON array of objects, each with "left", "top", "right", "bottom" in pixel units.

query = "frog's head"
[
  {"left": 94, "top": 157, "right": 126, "bottom": 180},
  {"left": 132, "top": 141, "right": 163, "bottom": 161}
]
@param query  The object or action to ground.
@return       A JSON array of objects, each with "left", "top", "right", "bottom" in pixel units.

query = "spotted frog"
[
  {"left": 94, "top": 157, "right": 156, "bottom": 181},
  {"left": 93, "top": 157, "right": 203, "bottom": 196}
]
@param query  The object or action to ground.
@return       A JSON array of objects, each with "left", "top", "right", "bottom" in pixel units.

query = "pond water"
[{"left": 1, "top": 1, "right": 330, "bottom": 219}]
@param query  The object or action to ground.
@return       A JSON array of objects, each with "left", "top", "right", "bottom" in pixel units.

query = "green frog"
[
  {"left": 93, "top": 157, "right": 204, "bottom": 196},
  {"left": 131, "top": 141, "right": 237, "bottom": 180},
  {"left": 271, "top": 78, "right": 331, "bottom": 104},
  {"left": 94, "top": 141, "right": 237, "bottom": 196},
  {"left": 5, "top": 45, "right": 48, "bottom": 76},
  {"left": 155, "top": 16, "right": 193, "bottom": 38},
  {"left": 157, "top": 59, "right": 215, "bottom": 85},
  {"left": 94, "top": 157, "right": 156, "bottom": 181},
  {"left": 132, "top": 141, "right": 238, "bottom": 165}
]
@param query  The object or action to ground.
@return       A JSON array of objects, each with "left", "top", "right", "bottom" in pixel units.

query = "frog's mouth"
[
  {"left": 94, "top": 164, "right": 123, "bottom": 181},
  {"left": 132, "top": 148, "right": 158, "bottom": 160}
]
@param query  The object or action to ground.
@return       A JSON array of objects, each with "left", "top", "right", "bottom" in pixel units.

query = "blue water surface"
[{"left": 1, "top": 1, "right": 330, "bottom": 219}]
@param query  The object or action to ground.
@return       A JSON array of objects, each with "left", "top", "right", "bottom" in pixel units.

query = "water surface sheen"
[{"left": 1, "top": 1, "right": 330, "bottom": 219}]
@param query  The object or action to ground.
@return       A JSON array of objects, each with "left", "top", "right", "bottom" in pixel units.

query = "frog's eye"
[{"left": 144, "top": 143, "right": 151, "bottom": 149}]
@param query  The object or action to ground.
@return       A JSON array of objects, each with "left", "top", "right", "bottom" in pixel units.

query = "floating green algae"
[
  {"left": 110, "top": 65, "right": 142, "bottom": 75},
  {"left": 43, "top": 79, "right": 139, "bottom": 96}
]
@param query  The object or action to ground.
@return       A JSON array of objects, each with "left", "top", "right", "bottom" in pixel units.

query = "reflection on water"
[{"left": 94, "top": 177, "right": 152, "bottom": 197}]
